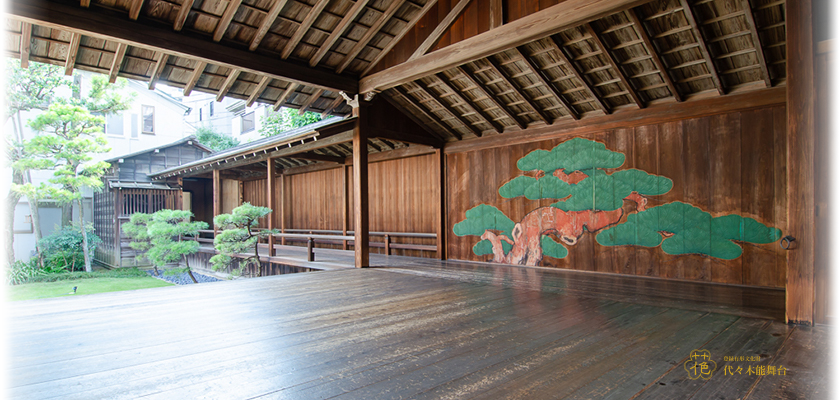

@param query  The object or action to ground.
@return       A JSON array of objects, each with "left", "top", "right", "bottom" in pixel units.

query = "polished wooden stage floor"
[{"left": 7, "top": 260, "right": 829, "bottom": 399}]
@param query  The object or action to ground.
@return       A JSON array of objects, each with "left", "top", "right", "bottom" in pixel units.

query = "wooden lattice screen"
[
  {"left": 93, "top": 191, "right": 117, "bottom": 267},
  {"left": 120, "top": 189, "right": 179, "bottom": 215}
]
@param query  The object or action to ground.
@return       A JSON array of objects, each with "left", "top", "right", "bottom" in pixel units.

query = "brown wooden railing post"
[
  {"left": 384, "top": 234, "right": 391, "bottom": 255},
  {"left": 266, "top": 157, "right": 276, "bottom": 257}
]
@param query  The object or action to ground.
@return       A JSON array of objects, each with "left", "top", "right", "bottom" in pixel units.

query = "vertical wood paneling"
[
  {"left": 275, "top": 154, "right": 439, "bottom": 257},
  {"left": 221, "top": 179, "right": 239, "bottom": 214},
  {"left": 813, "top": 48, "right": 831, "bottom": 324},
  {"left": 447, "top": 104, "right": 787, "bottom": 288}
]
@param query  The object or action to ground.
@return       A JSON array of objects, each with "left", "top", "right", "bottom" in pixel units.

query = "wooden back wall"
[{"left": 446, "top": 104, "right": 788, "bottom": 288}]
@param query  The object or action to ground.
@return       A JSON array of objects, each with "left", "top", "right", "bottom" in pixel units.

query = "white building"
[{"left": 10, "top": 71, "right": 195, "bottom": 262}]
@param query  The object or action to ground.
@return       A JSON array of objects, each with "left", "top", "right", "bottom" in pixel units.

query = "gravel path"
[{"left": 146, "top": 270, "right": 222, "bottom": 285}]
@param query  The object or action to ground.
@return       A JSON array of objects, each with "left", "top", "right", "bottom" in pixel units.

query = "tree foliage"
[
  {"left": 14, "top": 103, "right": 112, "bottom": 272},
  {"left": 3, "top": 60, "right": 70, "bottom": 269},
  {"left": 195, "top": 126, "right": 239, "bottom": 151},
  {"left": 124, "top": 210, "right": 208, "bottom": 282},
  {"left": 259, "top": 107, "right": 323, "bottom": 138},
  {"left": 38, "top": 225, "right": 102, "bottom": 272},
  {"left": 211, "top": 203, "right": 277, "bottom": 276}
]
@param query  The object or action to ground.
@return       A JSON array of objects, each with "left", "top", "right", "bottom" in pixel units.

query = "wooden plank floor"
[
  {"left": 210, "top": 244, "right": 785, "bottom": 320},
  {"left": 7, "top": 267, "right": 828, "bottom": 399}
]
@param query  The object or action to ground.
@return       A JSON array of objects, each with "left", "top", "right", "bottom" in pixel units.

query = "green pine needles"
[{"left": 211, "top": 203, "right": 278, "bottom": 277}]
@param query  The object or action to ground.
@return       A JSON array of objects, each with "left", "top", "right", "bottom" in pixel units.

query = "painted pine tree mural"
[{"left": 454, "top": 138, "right": 782, "bottom": 266}]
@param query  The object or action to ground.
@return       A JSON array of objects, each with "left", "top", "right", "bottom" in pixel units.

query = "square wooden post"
[
  {"left": 343, "top": 164, "right": 350, "bottom": 250},
  {"left": 212, "top": 169, "right": 220, "bottom": 237},
  {"left": 435, "top": 149, "right": 447, "bottom": 260},
  {"left": 280, "top": 171, "right": 286, "bottom": 245},
  {"left": 352, "top": 98, "right": 370, "bottom": 268},
  {"left": 266, "top": 158, "right": 276, "bottom": 257},
  {"left": 785, "top": 0, "right": 816, "bottom": 325}
]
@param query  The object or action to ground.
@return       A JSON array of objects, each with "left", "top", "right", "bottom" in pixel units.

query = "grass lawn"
[{"left": 8, "top": 277, "right": 174, "bottom": 301}]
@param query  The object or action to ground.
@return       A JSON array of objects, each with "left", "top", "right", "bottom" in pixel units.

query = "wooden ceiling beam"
[
  {"left": 64, "top": 32, "right": 82, "bottom": 75},
  {"left": 514, "top": 47, "right": 580, "bottom": 120},
  {"left": 392, "top": 86, "right": 460, "bottom": 140},
  {"left": 309, "top": 0, "right": 372, "bottom": 67},
  {"left": 335, "top": 0, "right": 405, "bottom": 74},
  {"left": 7, "top": 0, "right": 358, "bottom": 93},
  {"left": 213, "top": 0, "right": 243, "bottom": 42},
  {"left": 108, "top": 42, "right": 127, "bottom": 83},
  {"left": 740, "top": 0, "right": 772, "bottom": 87},
  {"left": 409, "top": 0, "right": 472, "bottom": 61},
  {"left": 280, "top": 0, "right": 330, "bottom": 59},
  {"left": 128, "top": 0, "right": 144, "bottom": 20},
  {"left": 678, "top": 0, "right": 725, "bottom": 95},
  {"left": 249, "top": 0, "right": 289, "bottom": 51},
  {"left": 457, "top": 66, "right": 526, "bottom": 129},
  {"left": 321, "top": 96, "right": 345, "bottom": 117},
  {"left": 367, "top": 140, "right": 383, "bottom": 152},
  {"left": 273, "top": 82, "right": 299, "bottom": 111},
  {"left": 485, "top": 57, "right": 552, "bottom": 125},
  {"left": 216, "top": 68, "right": 241, "bottom": 101},
  {"left": 148, "top": 52, "right": 168, "bottom": 90},
  {"left": 360, "top": 0, "right": 651, "bottom": 92},
  {"left": 246, "top": 76, "right": 271, "bottom": 107},
  {"left": 434, "top": 73, "right": 504, "bottom": 133},
  {"left": 584, "top": 23, "right": 644, "bottom": 109},
  {"left": 174, "top": 0, "right": 196, "bottom": 31},
  {"left": 288, "top": 151, "right": 345, "bottom": 164},
  {"left": 416, "top": 80, "right": 483, "bottom": 137},
  {"left": 19, "top": 22, "right": 31, "bottom": 68},
  {"left": 182, "top": 60, "right": 206, "bottom": 96},
  {"left": 360, "top": 0, "right": 439, "bottom": 76},
  {"left": 626, "top": 9, "right": 682, "bottom": 102},
  {"left": 370, "top": 126, "right": 444, "bottom": 148},
  {"left": 298, "top": 88, "right": 325, "bottom": 115},
  {"left": 546, "top": 35, "right": 610, "bottom": 114}
]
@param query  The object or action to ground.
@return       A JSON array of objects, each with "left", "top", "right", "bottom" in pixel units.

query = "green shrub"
[
  {"left": 6, "top": 259, "right": 43, "bottom": 285},
  {"left": 38, "top": 225, "right": 103, "bottom": 272}
]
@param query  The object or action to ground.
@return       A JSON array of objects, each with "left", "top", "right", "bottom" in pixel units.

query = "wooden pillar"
[
  {"left": 280, "top": 170, "right": 286, "bottom": 245},
  {"left": 266, "top": 158, "right": 276, "bottom": 256},
  {"left": 785, "top": 0, "right": 816, "bottom": 325},
  {"left": 352, "top": 99, "right": 370, "bottom": 268},
  {"left": 213, "top": 169, "right": 220, "bottom": 236},
  {"left": 435, "top": 149, "right": 447, "bottom": 260},
  {"left": 342, "top": 164, "right": 350, "bottom": 250}
]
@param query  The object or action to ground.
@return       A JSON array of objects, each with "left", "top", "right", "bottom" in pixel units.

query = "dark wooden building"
[
  {"left": 5, "top": 0, "right": 829, "bottom": 326},
  {"left": 93, "top": 136, "right": 211, "bottom": 268}
]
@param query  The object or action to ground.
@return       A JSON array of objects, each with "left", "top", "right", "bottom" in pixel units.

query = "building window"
[
  {"left": 131, "top": 114, "right": 138, "bottom": 138},
  {"left": 142, "top": 105, "right": 155, "bottom": 134},
  {"left": 209, "top": 102, "right": 214, "bottom": 116},
  {"left": 241, "top": 111, "right": 255, "bottom": 133},
  {"left": 106, "top": 113, "right": 124, "bottom": 136}
]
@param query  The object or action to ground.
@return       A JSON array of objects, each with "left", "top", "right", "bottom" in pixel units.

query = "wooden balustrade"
[{"left": 194, "top": 229, "right": 438, "bottom": 261}]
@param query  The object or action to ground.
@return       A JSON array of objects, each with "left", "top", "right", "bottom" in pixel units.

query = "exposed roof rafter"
[
  {"left": 457, "top": 65, "right": 527, "bottom": 129},
  {"left": 678, "top": 0, "right": 725, "bottom": 95},
  {"left": 514, "top": 46, "right": 580, "bottom": 119},
  {"left": 416, "top": 79, "right": 483, "bottom": 137},
  {"left": 247, "top": 76, "right": 271, "bottom": 107},
  {"left": 434, "top": 73, "right": 504, "bottom": 133},
  {"left": 335, "top": 0, "right": 405, "bottom": 74},
  {"left": 409, "top": 0, "right": 472, "bottom": 61},
  {"left": 625, "top": 8, "right": 682, "bottom": 101},
  {"left": 546, "top": 35, "right": 611, "bottom": 114},
  {"left": 174, "top": 0, "right": 195, "bottom": 31},
  {"left": 280, "top": 0, "right": 330, "bottom": 59},
  {"left": 213, "top": 0, "right": 243, "bottom": 42},
  {"left": 584, "top": 23, "right": 645, "bottom": 108},
  {"left": 485, "top": 57, "right": 553, "bottom": 125},
  {"left": 64, "top": 32, "right": 82, "bottom": 75},
  {"left": 309, "top": 0, "right": 371, "bottom": 67},
  {"left": 250, "top": 0, "right": 289, "bottom": 51}
]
